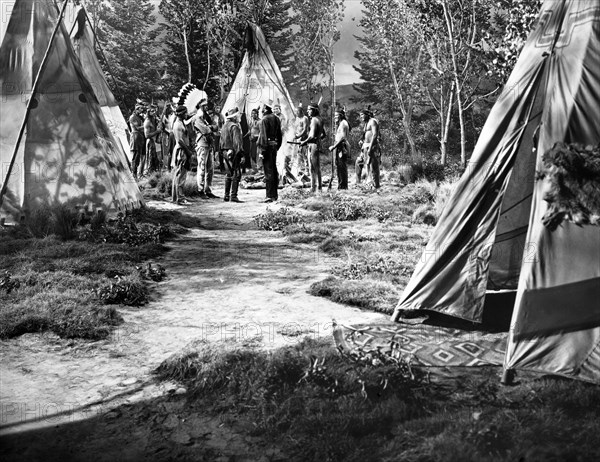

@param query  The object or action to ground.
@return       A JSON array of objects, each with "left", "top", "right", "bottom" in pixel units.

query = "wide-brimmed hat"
[
  {"left": 175, "top": 105, "right": 187, "bottom": 116},
  {"left": 261, "top": 99, "right": 274, "bottom": 111},
  {"left": 226, "top": 107, "right": 240, "bottom": 119},
  {"left": 307, "top": 102, "right": 319, "bottom": 111}
]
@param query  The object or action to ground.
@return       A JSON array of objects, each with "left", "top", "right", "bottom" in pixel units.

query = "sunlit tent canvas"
[
  {"left": 0, "top": 0, "right": 143, "bottom": 223},
  {"left": 61, "top": 1, "right": 132, "bottom": 164},
  {"left": 221, "top": 23, "right": 296, "bottom": 172},
  {"left": 392, "top": 0, "right": 600, "bottom": 383}
]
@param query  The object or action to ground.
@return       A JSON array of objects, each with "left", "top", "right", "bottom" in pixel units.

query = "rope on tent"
[{"left": 0, "top": 0, "right": 71, "bottom": 211}]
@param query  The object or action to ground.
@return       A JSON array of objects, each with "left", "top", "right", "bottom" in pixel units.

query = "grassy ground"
[
  {"left": 258, "top": 179, "right": 451, "bottom": 315},
  {"left": 156, "top": 337, "right": 600, "bottom": 461},
  {"left": 0, "top": 207, "right": 198, "bottom": 340}
]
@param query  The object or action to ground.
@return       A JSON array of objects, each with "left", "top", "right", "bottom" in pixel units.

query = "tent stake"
[{"left": 0, "top": 0, "right": 70, "bottom": 210}]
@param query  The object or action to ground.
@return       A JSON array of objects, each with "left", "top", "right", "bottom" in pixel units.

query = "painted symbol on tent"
[{"left": 535, "top": 6, "right": 597, "bottom": 49}]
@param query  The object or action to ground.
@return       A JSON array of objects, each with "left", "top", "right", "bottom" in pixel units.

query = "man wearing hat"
[
  {"left": 220, "top": 107, "right": 244, "bottom": 202},
  {"left": 329, "top": 108, "right": 350, "bottom": 189},
  {"left": 300, "top": 102, "right": 326, "bottom": 194},
  {"left": 171, "top": 105, "right": 195, "bottom": 204},
  {"left": 192, "top": 98, "right": 219, "bottom": 199},
  {"left": 129, "top": 103, "right": 146, "bottom": 178},
  {"left": 356, "top": 108, "right": 381, "bottom": 188},
  {"left": 257, "top": 101, "right": 283, "bottom": 202},
  {"left": 144, "top": 103, "right": 162, "bottom": 173}
]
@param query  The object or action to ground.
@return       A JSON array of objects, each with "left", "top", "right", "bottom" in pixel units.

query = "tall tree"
[
  {"left": 98, "top": 0, "right": 162, "bottom": 109},
  {"left": 288, "top": 0, "right": 344, "bottom": 108},
  {"left": 354, "top": 0, "right": 426, "bottom": 165}
]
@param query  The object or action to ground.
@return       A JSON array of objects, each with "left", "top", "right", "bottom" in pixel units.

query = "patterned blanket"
[{"left": 333, "top": 321, "right": 507, "bottom": 367}]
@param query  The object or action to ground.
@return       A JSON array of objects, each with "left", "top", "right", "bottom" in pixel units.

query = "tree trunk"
[
  {"left": 442, "top": 0, "right": 467, "bottom": 166},
  {"left": 203, "top": 27, "right": 211, "bottom": 90},
  {"left": 183, "top": 25, "right": 192, "bottom": 83},
  {"left": 387, "top": 59, "right": 420, "bottom": 166},
  {"left": 440, "top": 81, "right": 455, "bottom": 166}
]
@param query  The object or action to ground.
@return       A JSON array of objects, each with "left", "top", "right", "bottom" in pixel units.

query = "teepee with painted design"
[{"left": 0, "top": 0, "right": 143, "bottom": 223}]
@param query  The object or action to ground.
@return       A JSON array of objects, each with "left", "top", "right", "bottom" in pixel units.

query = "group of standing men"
[{"left": 131, "top": 96, "right": 381, "bottom": 205}]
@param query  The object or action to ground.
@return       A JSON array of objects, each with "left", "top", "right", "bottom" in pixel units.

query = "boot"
[
  {"left": 224, "top": 177, "right": 232, "bottom": 202},
  {"left": 230, "top": 179, "right": 243, "bottom": 203}
]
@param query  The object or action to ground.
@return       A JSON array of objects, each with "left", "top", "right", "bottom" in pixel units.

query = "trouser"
[
  {"left": 171, "top": 149, "right": 188, "bottom": 201},
  {"left": 294, "top": 144, "right": 309, "bottom": 178},
  {"left": 250, "top": 139, "right": 258, "bottom": 170},
  {"left": 355, "top": 149, "right": 380, "bottom": 189},
  {"left": 307, "top": 143, "right": 321, "bottom": 192},
  {"left": 196, "top": 145, "right": 214, "bottom": 193},
  {"left": 261, "top": 146, "right": 279, "bottom": 200},
  {"left": 130, "top": 133, "right": 145, "bottom": 177},
  {"left": 335, "top": 147, "right": 349, "bottom": 190},
  {"left": 146, "top": 139, "right": 159, "bottom": 173},
  {"left": 223, "top": 151, "right": 243, "bottom": 200},
  {"left": 214, "top": 137, "right": 224, "bottom": 172}
]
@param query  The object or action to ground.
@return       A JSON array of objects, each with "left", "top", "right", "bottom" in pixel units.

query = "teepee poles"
[{"left": 0, "top": 0, "right": 70, "bottom": 211}]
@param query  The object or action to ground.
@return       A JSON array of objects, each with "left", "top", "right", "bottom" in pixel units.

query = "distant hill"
[{"left": 288, "top": 83, "right": 362, "bottom": 109}]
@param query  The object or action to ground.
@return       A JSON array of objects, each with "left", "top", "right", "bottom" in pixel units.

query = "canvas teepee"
[
  {"left": 61, "top": 1, "right": 132, "bottom": 164},
  {"left": 0, "top": 0, "right": 143, "bottom": 223},
  {"left": 221, "top": 23, "right": 296, "bottom": 170},
  {"left": 392, "top": 0, "right": 600, "bottom": 383}
]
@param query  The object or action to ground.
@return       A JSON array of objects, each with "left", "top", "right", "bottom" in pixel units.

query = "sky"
[{"left": 334, "top": 0, "right": 364, "bottom": 85}]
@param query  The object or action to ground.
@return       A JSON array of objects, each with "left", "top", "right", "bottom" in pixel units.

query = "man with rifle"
[
  {"left": 299, "top": 103, "right": 326, "bottom": 194},
  {"left": 329, "top": 108, "right": 350, "bottom": 190}
]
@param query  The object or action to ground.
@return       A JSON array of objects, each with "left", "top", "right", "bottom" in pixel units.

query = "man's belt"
[{"left": 266, "top": 140, "right": 279, "bottom": 146}]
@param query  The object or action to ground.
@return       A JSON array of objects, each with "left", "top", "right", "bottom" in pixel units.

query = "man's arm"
[
  {"left": 300, "top": 118, "right": 318, "bottom": 146},
  {"left": 232, "top": 124, "right": 243, "bottom": 154},
  {"left": 329, "top": 121, "right": 349, "bottom": 151}
]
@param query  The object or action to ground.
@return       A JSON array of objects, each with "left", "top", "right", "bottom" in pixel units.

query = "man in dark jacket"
[
  {"left": 257, "top": 101, "right": 282, "bottom": 203},
  {"left": 220, "top": 107, "right": 245, "bottom": 203}
]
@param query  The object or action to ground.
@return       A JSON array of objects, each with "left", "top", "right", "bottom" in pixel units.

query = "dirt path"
[{"left": 0, "top": 181, "right": 386, "bottom": 461}]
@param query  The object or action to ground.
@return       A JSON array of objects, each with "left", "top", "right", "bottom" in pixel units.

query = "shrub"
[
  {"left": 26, "top": 208, "right": 53, "bottom": 238},
  {"left": 49, "top": 204, "right": 79, "bottom": 240},
  {"left": 434, "top": 181, "right": 456, "bottom": 219},
  {"left": 329, "top": 195, "right": 368, "bottom": 221},
  {"left": 0, "top": 271, "right": 20, "bottom": 294},
  {"left": 412, "top": 204, "right": 437, "bottom": 225},
  {"left": 80, "top": 212, "right": 170, "bottom": 246},
  {"left": 95, "top": 275, "right": 148, "bottom": 306},
  {"left": 254, "top": 207, "right": 303, "bottom": 231}
]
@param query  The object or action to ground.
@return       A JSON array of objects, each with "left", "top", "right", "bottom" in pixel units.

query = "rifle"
[{"left": 327, "top": 146, "right": 335, "bottom": 191}]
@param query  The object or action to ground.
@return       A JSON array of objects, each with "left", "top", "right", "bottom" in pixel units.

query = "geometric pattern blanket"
[{"left": 333, "top": 321, "right": 507, "bottom": 367}]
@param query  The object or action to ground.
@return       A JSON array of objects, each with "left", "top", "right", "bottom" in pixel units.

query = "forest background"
[{"left": 81, "top": 0, "right": 542, "bottom": 176}]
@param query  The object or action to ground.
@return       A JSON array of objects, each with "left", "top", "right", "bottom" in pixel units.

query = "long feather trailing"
[{"left": 176, "top": 83, "right": 208, "bottom": 115}]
